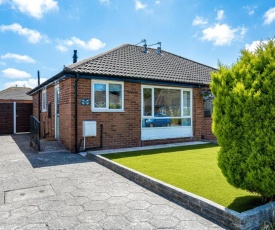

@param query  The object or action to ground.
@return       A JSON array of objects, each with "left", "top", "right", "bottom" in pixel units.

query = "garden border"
[{"left": 87, "top": 153, "right": 275, "bottom": 230}]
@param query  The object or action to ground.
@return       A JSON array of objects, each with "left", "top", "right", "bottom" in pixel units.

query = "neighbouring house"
[
  {"left": 0, "top": 86, "right": 33, "bottom": 134},
  {"left": 27, "top": 44, "right": 216, "bottom": 153}
]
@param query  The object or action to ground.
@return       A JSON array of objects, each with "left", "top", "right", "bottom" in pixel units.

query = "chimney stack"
[
  {"left": 73, "top": 50, "right": 78, "bottom": 63},
  {"left": 157, "top": 46, "right": 161, "bottom": 55},
  {"left": 143, "top": 43, "right": 147, "bottom": 53},
  {"left": 157, "top": 42, "right": 161, "bottom": 55}
]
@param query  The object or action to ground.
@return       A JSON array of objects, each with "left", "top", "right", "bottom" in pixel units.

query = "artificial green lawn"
[{"left": 103, "top": 143, "right": 262, "bottom": 212}]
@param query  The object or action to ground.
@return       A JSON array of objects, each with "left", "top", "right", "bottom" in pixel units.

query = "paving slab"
[
  {"left": 5, "top": 185, "right": 55, "bottom": 203},
  {"left": 0, "top": 134, "right": 225, "bottom": 229}
]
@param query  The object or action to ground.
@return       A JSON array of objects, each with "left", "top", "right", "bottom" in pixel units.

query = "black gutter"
[
  {"left": 27, "top": 69, "right": 210, "bottom": 97},
  {"left": 27, "top": 70, "right": 65, "bottom": 96},
  {"left": 74, "top": 74, "right": 79, "bottom": 153},
  {"left": 65, "top": 72, "right": 208, "bottom": 88}
]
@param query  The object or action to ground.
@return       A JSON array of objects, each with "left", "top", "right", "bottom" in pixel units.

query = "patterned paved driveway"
[{"left": 0, "top": 134, "right": 224, "bottom": 229}]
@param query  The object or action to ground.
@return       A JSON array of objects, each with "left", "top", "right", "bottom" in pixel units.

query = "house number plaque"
[{"left": 80, "top": 98, "right": 90, "bottom": 106}]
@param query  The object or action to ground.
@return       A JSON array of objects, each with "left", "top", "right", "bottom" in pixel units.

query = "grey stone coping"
[
  {"left": 90, "top": 141, "right": 208, "bottom": 155},
  {"left": 86, "top": 153, "right": 275, "bottom": 230}
]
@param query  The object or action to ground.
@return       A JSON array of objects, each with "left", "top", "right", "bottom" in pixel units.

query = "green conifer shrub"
[{"left": 211, "top": 39, "right": 275, "bottom": 202}]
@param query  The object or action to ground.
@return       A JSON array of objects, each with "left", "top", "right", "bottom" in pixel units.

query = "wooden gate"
[{"left": 16, "top": 103, "right": 33, "bottom": 132}]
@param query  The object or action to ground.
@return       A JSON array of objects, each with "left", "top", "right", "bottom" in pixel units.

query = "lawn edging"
[{"left": 87, "top": 153, "right": 275, "bottom": 230}]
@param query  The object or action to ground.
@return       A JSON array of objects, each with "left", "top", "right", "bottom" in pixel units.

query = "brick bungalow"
[{"left": 27, "top": 44, "right": 215, "bottom": 153}]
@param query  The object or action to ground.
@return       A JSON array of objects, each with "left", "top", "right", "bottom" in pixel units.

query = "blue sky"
[{"left": 0, "top": 0, "right": 274, "bottom": 90}]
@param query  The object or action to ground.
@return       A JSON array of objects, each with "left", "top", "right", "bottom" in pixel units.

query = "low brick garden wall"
[{"left": 88, "top": 153, "right": 275, "bottom": 230}]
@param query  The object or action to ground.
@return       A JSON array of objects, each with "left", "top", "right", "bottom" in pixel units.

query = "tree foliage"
[{"left": 211, "top": 39, "right": 275, "bottom": 201}]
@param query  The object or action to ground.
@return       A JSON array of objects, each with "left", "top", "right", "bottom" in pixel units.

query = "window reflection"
[{"left": 142, "top": 87, "right": 192, "bottom": 128}]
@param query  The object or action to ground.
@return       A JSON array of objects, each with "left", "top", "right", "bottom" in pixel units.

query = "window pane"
[
  {"left": 94, "top": 83, "right": 106, "bottom": 108},
  {"left": 142, "top": 117, "right": 172, "bottom": 127},
  {"left": 154, "top": 88, "right": 181, "bottom": 117},
  {"left": 109, "top": 84, "right": 122, "bottom": 109},
  {"left": 142, "top": 118, "right": 189, "bottom": 127},
  {"left": 183, "top": 91, "right": 190, "bottom": 116},
  {"left": 42, "top": 91, "right": 47, "bottom": 110},
  {"left": 181, "top": 118, "right": 191, "bottom": 126},
  {"left": 204, "top": 100, "right": 213, "bottom": 117},
  {"left": 143, "top": 88, "right": 152, "bottom": 116}
]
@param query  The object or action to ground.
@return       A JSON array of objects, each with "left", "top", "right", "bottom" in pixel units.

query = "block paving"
[{"left": 0, "top": 134, "right": 224, "bottom": 229}]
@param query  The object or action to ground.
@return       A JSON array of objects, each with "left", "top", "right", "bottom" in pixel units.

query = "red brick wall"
[
  {"left": 32, "top": 93, "right": 39, "bottom": 119},
  {"left": 39, "top": 86, "right": 55, "bottom": 138},
  {"left": 193, "top": 88, "right": 215, "bottom": 140},
  {"left": 76, "top": 79, "right": 141, "bottom": 151},
  {"left": 59, "top": 78, "right": 75, "bottom": 151},
  {"left": 32, "top": 78, "right": 215, "bottom": 152}
]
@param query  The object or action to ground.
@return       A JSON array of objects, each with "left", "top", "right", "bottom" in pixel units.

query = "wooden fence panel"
[{"left": 0, "top": 103, "right": 14, "bottom": 134}]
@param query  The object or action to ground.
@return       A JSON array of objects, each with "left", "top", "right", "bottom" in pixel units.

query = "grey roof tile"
[
  {"left": 0, "top": 87, "right": 32, "bottom": 101},
  {"left": 65, "top": 44, "right": 215, "bottom": 85}
]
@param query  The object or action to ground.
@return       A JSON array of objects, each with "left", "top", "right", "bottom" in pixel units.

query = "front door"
[{"left": 55, "top": 85, "right": 60, "bottom": 139}]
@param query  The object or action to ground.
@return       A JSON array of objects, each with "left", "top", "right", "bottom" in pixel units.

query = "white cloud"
[
  {"left": 1, "top": 53, "right": 35, "bottom": 63},
  {"left": 2, "top": 68, "right": 31, "bottom": 79},
  {"left": 4, "top": 78, "right": 48, "bottom": 89},
  {"left": 192, "top": 16, "right": 208, "bottom": 26},
  {"left": 201, "top": 23, "right": 246, "bottom": 46},
  {"left": 263, "top": 7, "right": 275, "bottom": 25},
  {"left": 99, "top": 0, "right": 110, "bottom": 5},
  {"left": 216, "top": 10, "right": 225, "bottom": 21},
  {"left": 56, "top": 45, "right": 68, "bottom": 52},
  {"left": 0, "top": 0, "right": 58, "bottom": 19},
  {"left": 57, "top": 37, "right": 106, "bottom": 51},
  {"left": 243, "top": 5, "right": 257, "bottom": 16},
  {"left": 0, "top": 23, "right": 48, "bottom": 43},
  {"left": 135, "top": 0, "right": 147, "bottom": 10},
  {"left": 155, "top": 0, "right": 160, "bottom": 4},
  {"left": 245, "top": 40, "right": 268, "bottom": 52}
]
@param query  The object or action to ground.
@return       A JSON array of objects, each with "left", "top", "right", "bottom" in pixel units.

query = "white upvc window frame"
[
  {"left": 141, "top": 85, "right": 193, "bottom": 140},
  {"left": 42, "top": 88, "right": 47, "bottom": 112},
  {"left": 141, "top": 85, "right": 192, "bottom": 120},
  {"left": 91, "top": 80, "right": 124, "bottom": 112}
]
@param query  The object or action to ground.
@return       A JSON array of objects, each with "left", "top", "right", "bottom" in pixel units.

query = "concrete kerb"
[{"left": 86, "top": 150, "right": 275, "bottom": 230}]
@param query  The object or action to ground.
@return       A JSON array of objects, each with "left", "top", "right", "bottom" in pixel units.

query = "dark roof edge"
[
  {"left": 27, "top": 70, "right": 67, "bottom": 95},
  {"left": 27, "top": 70, "right": 209, "bottom": 96},
  {"left": 76, "top": 73, "right": 209, "bottom": 88}
]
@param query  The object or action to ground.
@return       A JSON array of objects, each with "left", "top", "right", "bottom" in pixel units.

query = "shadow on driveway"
[{"left": 11, "top": 133, "right": 90, "bottom": 168}]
